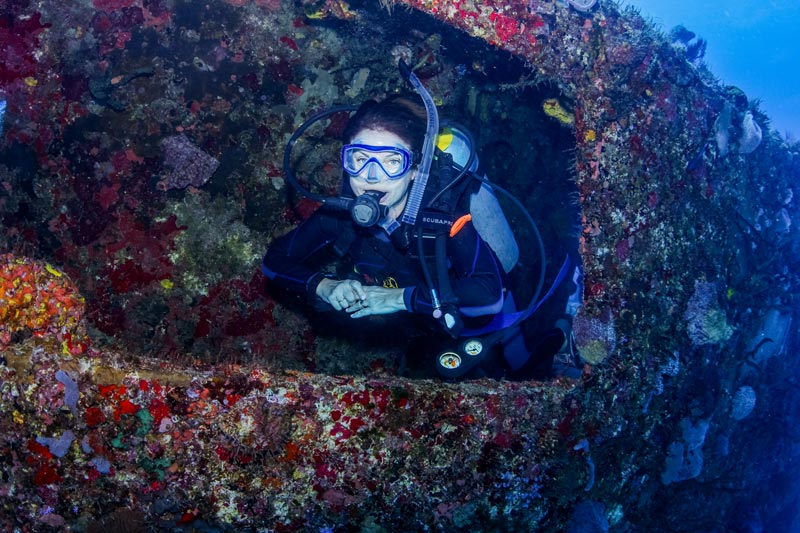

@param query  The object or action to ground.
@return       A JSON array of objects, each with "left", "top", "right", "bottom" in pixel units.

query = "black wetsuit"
[{"left": 261, "top": 207, "right": 506, "bottom": 323}]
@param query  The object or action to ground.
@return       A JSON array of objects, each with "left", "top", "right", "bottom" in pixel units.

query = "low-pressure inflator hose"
[{"left": 282, "top": 104, "right": 358, "bottom": 209}]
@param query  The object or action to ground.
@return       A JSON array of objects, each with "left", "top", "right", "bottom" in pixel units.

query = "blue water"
[{"left": 623, "top": 0, "right": 800, "bottom": 139}]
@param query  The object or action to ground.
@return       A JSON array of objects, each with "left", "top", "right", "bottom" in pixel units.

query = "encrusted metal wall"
[{"left": 1, "top": 0, "right": 798, "bottom": 529}]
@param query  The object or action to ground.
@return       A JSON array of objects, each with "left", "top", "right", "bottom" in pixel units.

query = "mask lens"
[{"left": 342, "top": 144, "right": 412, "bottom": 179}]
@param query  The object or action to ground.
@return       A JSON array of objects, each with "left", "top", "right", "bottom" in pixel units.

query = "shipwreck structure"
[{"left": 1, "top": 0, "right": 798, "bottom": 529}]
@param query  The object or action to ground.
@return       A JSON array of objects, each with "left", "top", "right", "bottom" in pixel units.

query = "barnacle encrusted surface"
[{"left": 1, "top": 0, "right": 798, "bottom": 530}]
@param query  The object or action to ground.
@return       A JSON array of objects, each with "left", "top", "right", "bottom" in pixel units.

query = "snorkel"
[
  {"left": 282, "top": 61, "right": 439, "bottom": 232},
  {"left": 398, "top": 60, "right": 438, "bottom": 227},
  {"left": 396, "top": 60, "right": 462, "bottom": 331}
]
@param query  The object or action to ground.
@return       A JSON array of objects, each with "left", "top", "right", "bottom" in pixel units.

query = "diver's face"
[{"left": 347, "top": 128, "right": 415, "bottom": 220}]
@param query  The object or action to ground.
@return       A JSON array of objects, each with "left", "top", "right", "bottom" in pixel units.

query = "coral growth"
[
  {"left": 0, "top": 254, "right": 87, "bottom": 351},
  {"left": 542, "top": 98, "right": 575, "bottom": 126},
  {"left": 0, "top": 340, "right": 573, "bottom": 529},
  {"left": 738, "top": 111, "right": 762, "bottom": 154},
  {"left": 157, "top": 135, "right": 220, "bottom": 191},
  {"left": 167, "top": 194, "right": 261, "bottom": 296},
  {"left": 0, "top": 0, "right": 798, "bottom": 529},
  {"left": 662, "top": 417, "right": 710, "bottom": 484},
  {"left": 572, "top": 307, "right": 616, "bottom": 364},
  {"left": 731, "top": 385, "right": 756, "bottom": 421},
  {"left": 683, "top": 281, "right": 733, "bottom": 346}
]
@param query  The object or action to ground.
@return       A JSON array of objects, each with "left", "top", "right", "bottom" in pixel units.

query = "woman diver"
[{"left": 263, "top": 74, "right": 581, "bottom": 379}]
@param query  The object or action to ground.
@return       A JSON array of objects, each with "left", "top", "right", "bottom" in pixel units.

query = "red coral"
[
  {"left": 177, "top": 510, "right": 199, "bottom": 524},
  {"left": 99, "top": 211, "right": 185, "bottom": 293},
  {"left": 92, "top": 0, "right": 135, "bottom": 11},
  {"left": 85, "top": 466, "right": 101, "bottom": 482},
  {"left": 193, "top": 314, "right": 211, "bottom": 338},
  {"left": 282, "top": 442, "right": 300, "bottom": 462},
  {"left": 0, "top": 13, "right": 51, "bottom": 83},
  {"left": 348, "top": 417, "right": 366, "bottom": 432},
  {"left": 556, "top": 404, "right": 579, "bottom": 439},
  {"left": 34, "top": 464, "right": 63, "bottom": 486},
  {"left": 96, "top": 183, "right": 121, "bottom": 210},
  {"left": 108, "top": 259, "right": 161, "bottom": 293},
  {"left": 148, "top": 398, "right": 170, "bottom": 424},
  {"left": 85, "top": 406, "right": 107, "bottom": 427},
  {"left": 371, "top": 388, "right": 390, "bottom": 413},
  {"left": 489, "top": 12, "right": 519, "bottom": 43},
  {"left": 341, "top": 390, "right": 370, "bottom": 408},
  {"left": 98, "top": 384, "right": 126, "bottom": 399},
  {"left": 329, "top": 422, "right": 352, "bottom": 442},
  {"left": 223, "top": 309, "right": 269, "bottom": 337},
  {"left": 114, "top": 398, "right": 139, "bottom": 421},
  {"left": 491, "top": 431, "right": 516, "bottom": 449},
  {"left": 215, "top": 446, "right": 232, "bottom": 462},
  {"left": 354, "top": 390, "right": 371, "bottom": 407},
  {"left": 27, "top": 439, "right": 53, "bottom": 460},
  {"left": 287, "top": 83, "right": 304, "bottom": 96},
  {"left": 280, "top": 36, "right": 298, "bottom": 51},
  {"left": 314, "top": 455, "right": 338, "bottom": 482}
]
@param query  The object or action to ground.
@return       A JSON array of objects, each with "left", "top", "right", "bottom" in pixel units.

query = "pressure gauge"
[
  {"left": 463, "top": 339, "right": 483, "bottom": 357},
  {"left": 438, "top": 352, "right": 461, "bottom": 369}
]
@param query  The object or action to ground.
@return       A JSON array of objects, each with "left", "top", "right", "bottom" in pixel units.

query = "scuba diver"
[{"left": 262, "top": 62, "right": 583, "bottom": 379}]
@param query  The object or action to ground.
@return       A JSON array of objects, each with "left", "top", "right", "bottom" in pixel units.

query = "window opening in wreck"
[
  {"left": 282, "top": 5, "right": 581, "bottom": 377},
  {"left": 0, "top": 0, "right": 580, "bottom": 377}
]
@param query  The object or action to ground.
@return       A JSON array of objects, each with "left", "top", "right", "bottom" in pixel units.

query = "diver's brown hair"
[{"left": 342, "top": 95, "right": 427, "bottom": 159}]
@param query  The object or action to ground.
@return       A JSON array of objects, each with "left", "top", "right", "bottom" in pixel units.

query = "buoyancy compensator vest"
[{"left": 436, "top": 125, "right": 519, "bottom": 274}]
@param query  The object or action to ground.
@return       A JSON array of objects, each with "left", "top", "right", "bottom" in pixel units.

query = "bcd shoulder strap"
[{"left": 418, "top": 150, "right": 478, "bottom": 234}]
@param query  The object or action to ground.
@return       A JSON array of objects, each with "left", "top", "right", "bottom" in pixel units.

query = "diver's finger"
[
  {"left": 335, "top": 292, "right": 353, "bottom": 306},
  {"left": 347, "top": 300, "right": 365, "bottom": 311},
  {"left": 349, "top": 300, "right": 370, "bottom": 316},
  {"left": 352, "top": 281, "right": 367, "bottom": 299},
  {"left": 344, "top": 282, "right": 365, "bottom": 300}
]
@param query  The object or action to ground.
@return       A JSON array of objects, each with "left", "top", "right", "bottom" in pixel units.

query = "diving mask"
[{"left": 341, "top": 144, "right": 413, "bottom": 180}]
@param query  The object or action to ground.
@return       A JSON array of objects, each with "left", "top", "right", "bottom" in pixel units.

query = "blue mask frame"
[{"left": 341, "top": 144, "right": 413, "bottom": 180}]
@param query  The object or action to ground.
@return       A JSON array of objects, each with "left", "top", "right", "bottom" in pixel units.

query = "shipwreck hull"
[{"left": 1, "top": 0, "right": 799, "bottom": 530}]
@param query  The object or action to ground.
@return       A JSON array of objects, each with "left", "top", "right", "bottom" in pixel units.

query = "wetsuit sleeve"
[
  {"left": 407, "top": 219, "right": 505, "bottom": 317},
  {"left": 261, "top": 212, "right": 341, "bottom": 302}
]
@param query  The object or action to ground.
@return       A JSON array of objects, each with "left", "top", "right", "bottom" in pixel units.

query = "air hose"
[{"left": 282, "top": 104, "right": 359, "bottom": 208}]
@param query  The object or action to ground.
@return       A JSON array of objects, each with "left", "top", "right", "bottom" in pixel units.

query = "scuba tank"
[{"left": 437, "top": 126, "right": 519, "bottom": 274}]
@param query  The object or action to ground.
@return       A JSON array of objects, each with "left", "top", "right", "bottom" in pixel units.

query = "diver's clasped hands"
[
  {"left": 316, "top": 278, "right": 366, "bottom": 311},
  {"left": 316, "top": 278, "right": 406, "bottom": 317}
]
